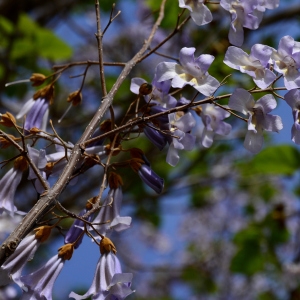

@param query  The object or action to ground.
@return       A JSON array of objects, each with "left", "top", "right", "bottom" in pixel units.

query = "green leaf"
[{"left": 237, "top": 145, "right": 300, "bottom": 176}]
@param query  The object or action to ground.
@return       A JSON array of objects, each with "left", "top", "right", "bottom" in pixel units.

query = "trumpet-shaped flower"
[
  {"left": 229, "top": 88, "right": 283, "bottom": 153},
  {"left": 155, "top": 47, "right": 219, "bottom": 96},
  {"left": 21, "top": 254, "right": 65, "bottom": 300},
  {"left": 69, "top": 252, "right": 133, "bottom": 300},
  {"left": 200, "top": 104, "right": 232, "bottom": 148},
  {"left": 271, "top": 35, "right": 300, "bottom": 89},
  {"left": 178, "top": 0, "right": 212, "bottom": 26},
  {"left": 0, "top": 157, "right": 28, "bottom": 215},
  {"left": 284, "top": 89, "right": 300, "bottom": 144},
  {"left": 224, "top": 44, "right": 276, "bottom": 88}
]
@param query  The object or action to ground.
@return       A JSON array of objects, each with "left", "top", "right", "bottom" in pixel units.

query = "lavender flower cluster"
[{"left": 3, "top": 0, "right": 300, "bottom": 299}]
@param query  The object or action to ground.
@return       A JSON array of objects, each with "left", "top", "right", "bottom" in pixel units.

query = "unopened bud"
[
  {"left": 33, "top": 84, "right": 54, "bottom": 104},
  {"left": 129, "top": 158, "right": 144, "bottom": 172},
  {"left": 85, "top": 196, "right": 97, "bottom": 210},
  {"left": 108, "top": 172, "right": 123, "bottom": 189},
  {"left": 45, "top": 162, "right": 55, "bottom": 172},
  {"left": 139, "top": 83, "right": 152, "bottom": 95},
  {"left": 14, "top": 156, "right": 28, "bottom": 172},
  {"left": 0, "top": 112, "right": 16, "bottom": 127},
  {"left": 34, "top": 225, "right": 52, "bottom": 242},
  {"left": 0, "top": 134, "right": 17, "bottom": 149},
  {"left": 67, "top": 90, "right": 82, "bottom": 106},
  {"left": 100, "top": 236, "right": 117, "bottom": 255},
  {"left": 29, "top": 127, "right": 41, "bottom": 134},
  {"left": 100, "top": 119, "right": 112, "bottom": 132},
  {"left": 58, "top": 243, "right": 74, "bottom": 260},
  {"left": 192, "top": 106, "right": 202, "bottom": 117},
  {"left": 30, "top": 73, "right": 46, "bottom": 86}
]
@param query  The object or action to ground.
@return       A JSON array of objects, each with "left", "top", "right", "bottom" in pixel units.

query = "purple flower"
[
  {"left": 224, "top": 44, "right": 276, "bottom": 88},
  {"left": 271, "top": 35, "right": 300, "bottom": 90},
  {"left": 284, "top": 89, "right": 300, "bottom": 144},
  {"left": 20, "top": 254, "right": 65, "bottom": 300},
  {"left": 179, "top": 0, "right": 212, "bottom": 26},
  {"left": 229, "top": 88, "right": 283, "bottom": 153},
  {"left": 130, "top": 76, "right": 177, "bottom": 108},
  {"left": 220, "top": 0, "right": 260, "bottom": 46},
  {"left": 167, "top": 111, "right": 196, "bottom": 166},
  {"left": 155, "top": 47, "right": 219, "bottom": 96},
  {"left": 200, "top": 104, "right": 232, "bottom": 148},
  {"left": 92, "top": 187, "right": 132, "bottom": 235},
  {"left": 69, "top": 252, "right": 134, "bottom": 300},
  {"left": 0, "top": 235, "right": 39, "bottom": 288},
  {"left": 0, "top": 157, "right": 28, "bottom": 215}
]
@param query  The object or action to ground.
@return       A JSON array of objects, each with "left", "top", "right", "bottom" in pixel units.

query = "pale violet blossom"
[
  {"left": 224, "top": 44, "right": 276, "bottom": 88},
  {"left": 271, "top": 35, "right": 300, "bottom": 90},
  {"left": 220, "top": 0, "right": 260, "bottom": 46},
  {"left": 69, "top": 252, "right": 134, "bottom": 300},
  {"left": 178, "top": 0, "right": 212, "bottom": 26},
  {"left": 155, "top": 47, "right": 219, "bottom": 96},
  {"left": 228, "top": 88, "right": 283, "bottom": 153},
  {"left": 167, "top": 111, "right": 196, "bottom": 166},
  {"left": 0, "top": 235, "right": 40, "bottom": 288},
  {"left": 284, "top": 89, "right": 300, "bottom": 144},
  {"left": 20, "top": 254, "right": 65, "bottom": 300},
  {"left": 200, "top": 104, "right": 232, "bottom": 148},
  {"left": 130, "top": 76, "right": 177, "bottom": 108}
]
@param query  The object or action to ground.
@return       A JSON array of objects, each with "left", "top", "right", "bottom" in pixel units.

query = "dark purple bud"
[
  {"left": 65, "top": 209, "right": 94, "bottom": 249},
  {"left": 138, "top": 164, "right": 164, "bottom": 194},
  {"left": 149, "top": 105, "right": 169, "bottom": 124},
  {"left": 143, "top": 126, "right": 167, "bottom": 150}
]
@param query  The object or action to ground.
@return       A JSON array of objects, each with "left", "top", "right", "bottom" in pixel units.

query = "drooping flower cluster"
[{"left": 178, "top": 0, "right": 280, "bottom": 46}]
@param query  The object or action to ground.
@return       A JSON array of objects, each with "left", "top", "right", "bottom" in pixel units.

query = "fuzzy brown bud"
[
  {"left": 100, "top": 119, "right": 112, "bottom": 132},
  {"left": 85, "top": 196, "right": 97, "bottom": 210},
  {"left": 0, "top": 134, "right": 17, "bottom": 149},
  {"left": 192, "top": 106, "right": 202, "bottom": 117},
  {"left": 108, "top": 172, "right": 123, "bottom": 189},
  {"left": 30, "top": 73, "right": 46, "bottom": 86},
  {"left": 67, "top": 90, "right": 82, "bottom": 106},
  {"left": 58, "top": 243, "right": 74, "bottom": 260},
  {"left": 29, "top": 127, "right": 41, "bottom": 134},
  {"left": 130, "top": 158, "right": 144, "bottom": 172},
  {"left": 0, "top": 112, "right": 16, "bottom": 127},
  {"left": 34, "top": 225, "right": 52, "bottom": 242},
  {"left": 139, "top": 83, "right": 152, "bottom": 95},
  {"left": 100, "top": 236, "right": 117, "bottom": 255},
  {"left": 33, "top": 84, "right": 54, "bottom": 104},
  {"left": 14, "top": 156, "right": 28, "bottom": 172}
]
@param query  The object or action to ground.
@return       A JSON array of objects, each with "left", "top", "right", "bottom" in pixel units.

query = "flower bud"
[
  {"left": 67, "top": 90, "right": 82, "bottom": 106},
  {"left": 0, "top": 112, "right": 16, "bottom": 127},
  {"left": 85, "top": 196, "right": 97, "bottom": 210},
  {"left": 108, "top": 172, "right": 123, "bottom": 189},
  {"left": 34, "top": 225, "right": 52, "bottom": 242},
  {"left": 33, "top": 84, "right": 54, "bottom": 104},
  {"left": 139, "top": 83, "right": 152, "bottom": 95},
  {"left": 0, "top": 134, "right": 17, "bottom": 148},
  {"left": 14, "top": 156, "right": 28, "bottom": 172},
  {"left": 30, "top": 73, "right": 46, "bottom": 86},
  {"left": 58, "top": 243, "right": 74, "bottom": 260},
  {"left": 100, "top": 236, "right": 117, "bottom": 255}
]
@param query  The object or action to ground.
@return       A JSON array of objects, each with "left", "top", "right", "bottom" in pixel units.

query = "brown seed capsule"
[
  {"left": 30, "top": 73, "right": 46, "bottom": 86},
  {"left": 34, "top": 225, "right": 52, "bottom": 243},
  {"left": 139, "top": 83, "right": 152, "bottom": 95},
  {"left": 100, "top": 236, "right": 117, "bottom": 255},
  {"left": 58, "top": 243, "right": 74, "bottom": 260},
  {"left": 67, "top": 90, "right": 82, "bottom": 106},
  {"left": 0, "top": 112, "right": 16, "bottom": 127}
]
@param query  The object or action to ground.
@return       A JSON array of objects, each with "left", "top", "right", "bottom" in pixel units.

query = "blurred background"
[{"left": 1, "top": 0, "right": 300, "bottom": 299}]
